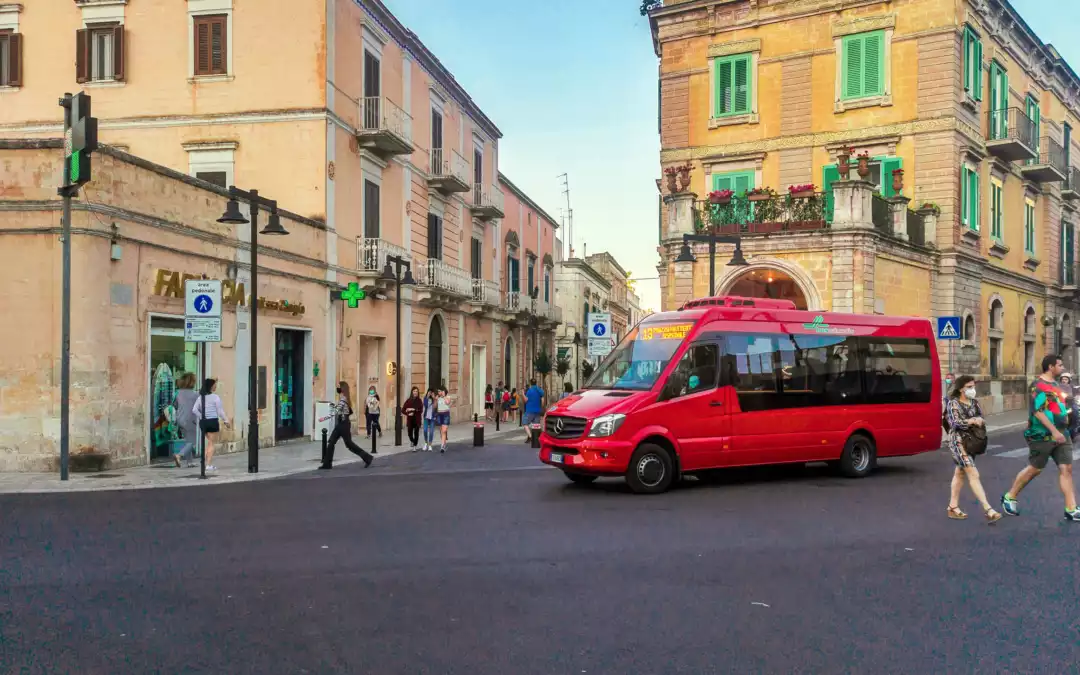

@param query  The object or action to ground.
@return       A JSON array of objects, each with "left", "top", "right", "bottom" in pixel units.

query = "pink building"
[{"left": 0, "top": 0, "right": 560, "bottom": 470}]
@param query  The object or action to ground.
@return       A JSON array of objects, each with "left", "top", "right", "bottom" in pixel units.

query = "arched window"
[
  {"left": 428, "top": 315, "right": 444, "bottom": 391},
  {"left": 988, "top": 299, "right": 1004, "bottom": 379},
  {"left": 963, "top": 314, "right": 976, "bottom": 341},
  {"left": 1024, "top": 306, "right": 1037, "bottom": 376}
]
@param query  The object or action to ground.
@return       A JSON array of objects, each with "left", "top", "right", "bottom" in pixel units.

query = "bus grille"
[{"left": 545, "top": 415, "right": 588, "bottom": 439}]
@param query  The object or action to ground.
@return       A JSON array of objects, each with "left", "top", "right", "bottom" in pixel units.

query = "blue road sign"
[
  {"left": 937, "top": 316, "right": 961, "bottom": 340},
  {"left": 592, "top": 323, "right": 607, "bottom": 337},
  {"left": 193, "top": 294, "right": 214, "bottom": 314}
]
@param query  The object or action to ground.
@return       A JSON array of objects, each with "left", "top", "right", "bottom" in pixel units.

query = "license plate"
[{"left": 550, "top": 452, "right": 564, "bottom": 463}]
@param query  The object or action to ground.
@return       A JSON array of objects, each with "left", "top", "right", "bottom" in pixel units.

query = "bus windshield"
[{"left": 586, "top": 321, "right": 696, "bottom": 390}]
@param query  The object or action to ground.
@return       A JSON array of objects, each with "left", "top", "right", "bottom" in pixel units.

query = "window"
[
  {"left": 193, "top": 15, "right": 226, "bottom": 77},
  {"left": 0, "top": 30, "right": 22, "bottom": 87},
  {"left": 667, "top": 344, "right": 720, "bottom": 398},
  {"left": 989, "top": 300, "right": 1004, "bottom": 379},
  {"left": 473, "top": 148, "right": 483, "bottom": 186},
  {"left": 989, "top": 61, "right": 1008, "bottom": 138},
  {"left": 76, "top": 25, "right": 124, "bottom": 83},
  {"left": 962, "top": 26, "right": 983, "bottom": 102},
  {"left": 470, "top": 238, "right": 482, "bottom": 279},
  {"left": 1026, "top": 95, "right": 1041, "bottom": 165},
  {"left": 990, "top": 179, "right": 1003, "bottom": 241},
  {"left": 823, "top": 156, "right": 901, "bottom": 222},
  {"left": 1024, "top": 306, "right": 1037, "bottom": 376},
  {"left": 527, "top": 256, "right": 536, "bottom": 296},
  {"left": 431, "top": 108, "right": 443, "bottom": 172},
  {"left": 841, "top": 31, "right": 885, "bottom": 100},
  {"left": 196, "top": 171, "right": 227, "bottom": 188},
  {"left": 961, "top": 164, "right": 980, "bottom": 231},
  {"left": 544, "top": 268, "right": 551, "bottom": 303},
  {"left": 507, "top": 256, "right": 520, "bottom": 293},
  {"left": 712, "top": 53, "right": 751, "bottom": 117},
  {"left": 1025, "top": 200, "right": 1036, "bottom": 255},
  {"left": 1062, "top": 221, "right": 1075, "bottom": 286},
  {"left": 364, "top": 180, "right": 380, "bottom": 239},
  {"left": 861, "top": 338, "right": 933, "bottom": 404},
  {"left": 426, "top": 213, "right": 442, "bottom": 260},
  {"left": 963, "top": 315, "right": 976, "bottom": 341}
]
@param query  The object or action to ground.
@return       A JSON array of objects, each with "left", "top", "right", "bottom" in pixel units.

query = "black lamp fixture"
[
  {"left": 217, "top": 198, "right": 247, "bottom": 224},
  {"left": 675, "top": 233, "right": 749, "bottom": 296},
  {"left": 674, "top": 241, "right": 696, "bottom": 264},
  {"left": 262, "top": 211, "right": 289, "bottom": 236}
]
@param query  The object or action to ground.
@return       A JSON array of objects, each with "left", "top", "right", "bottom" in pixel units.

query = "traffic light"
[{"left": 64, "top": 92, "right": 98, "bottom": 187}]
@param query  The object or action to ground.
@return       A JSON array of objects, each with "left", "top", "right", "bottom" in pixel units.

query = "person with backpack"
[
  {"left": 944, "top": 375, "right": 1001, "bottom": 523},
  {"left": 319, "top": 381, "right": 373, "bottom": 470},
  {"left": 365, "top": 386, "right": 382, "bottom": 438},
  {"left": 1059, "top": 372, "right": 1079, "bottom": 441},
  {"left": 1001, "top": 354, "right": 1080, "bottom": 522}
]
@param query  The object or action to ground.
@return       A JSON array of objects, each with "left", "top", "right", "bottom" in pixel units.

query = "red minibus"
[{"left": 540, "top": 296, "right": 942, "bottom": 494}]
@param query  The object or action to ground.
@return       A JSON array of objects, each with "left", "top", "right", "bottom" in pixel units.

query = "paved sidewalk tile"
[{"left": 0, "top": 419, "right": 529, "bottom": 494}]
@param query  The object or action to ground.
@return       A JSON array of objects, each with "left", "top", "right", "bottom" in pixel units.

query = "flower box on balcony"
[
  {"left": 788, "top": 220, "right": 825, "bottom": 231},
  {"left": 747, "top": 194, "right": 771, "bottom": 202},
  {"left": 790, "top": 190, "right": 815, "bottom": 199},
  {"left": 751, "top": 222, "right": 784, "bottom": 234},
  {"left": 718, "top": 223, "right": 740, "bottom": 235}
]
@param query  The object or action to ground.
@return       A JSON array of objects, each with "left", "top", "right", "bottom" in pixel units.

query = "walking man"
[
  {"left": 1001, "top": 354, "right": 1080, "bottom": 521},
  {"left": 522, "top": 378, "right": 545, "bottom": 443}
]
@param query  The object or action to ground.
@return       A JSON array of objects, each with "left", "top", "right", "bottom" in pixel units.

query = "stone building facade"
[{"left": 649, "top": 0, "right": 1080, "bottom": 413}]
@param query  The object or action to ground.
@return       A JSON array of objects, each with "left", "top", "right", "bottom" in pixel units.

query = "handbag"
[{"left": 960, "top": 425, "right": 988, "bottom": 456}]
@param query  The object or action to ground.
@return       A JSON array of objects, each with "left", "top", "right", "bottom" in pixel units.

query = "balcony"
[
  {"left": 356, "top": 237, "right": 411, "bottom": 292},
  {"left": 504, "top": 290, "right": 524, "bottom": 314},
  {"left": 469, "top": 278, "right": 500, "bottom": 313},
  {"left": 536, "top": 299, "right": 563, "bottom": 328},
  {"left": 470, "top": 184, "right": 505, "bottom": 220},
  {"left": 413, "top": 257, "right": 472, "bottom": 307},
  {"left": 428, "top": 148, "right": 471, "bottom": 195},
  {"left": 357, "top": 96, "right": 414, "bottom": 158},
  {"left": 986, "top": 107, "right": 1038, "bottom": 162},
  {"left": 1063, "top": 166, "right": 1080, "bottom": 201},
  {"left": 1021, "top": 137, "right": 1068, "bottom": 183},
  {"left": 693, "top": 193, "right": 827, "bottom": 235}
]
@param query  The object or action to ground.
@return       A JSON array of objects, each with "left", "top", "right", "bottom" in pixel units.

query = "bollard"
[
  {"left": 474, "top": 413, "right": 484, "bottom": 447},
  {"left": 519, "top": 408, "right": 523, "bottom": 427},
  {"left": 495, "top": 408, "right": 500, "bottom": 431},
  {"left": 321, "top": 427, "right": 329, "bottom": 467},
  {"left": 371, "top": 426, "right": 377, "bottom": 455},
  {"left": 530, "top": 423, "right": 541, "bottom": 449}
]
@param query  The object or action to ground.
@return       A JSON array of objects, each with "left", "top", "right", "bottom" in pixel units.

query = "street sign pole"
[
  {"left": 58, "top": 93, "right": 73, "bottom": 482},
  {"left": 186, "top": 279, "right": 223, "bottom": 479},
  {"left": 199, "top": 342, "right": 208, "bottom": 480}
]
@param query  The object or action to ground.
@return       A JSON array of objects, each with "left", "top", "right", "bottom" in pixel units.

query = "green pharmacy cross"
[{"left": 341, "top": 282, "right": 366, "bottom": 308}]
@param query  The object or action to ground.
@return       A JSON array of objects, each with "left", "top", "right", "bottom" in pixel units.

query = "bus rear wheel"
[
  {"left": 838, "top": 434, "right": 876, "bottom": 478},
  {"left": 564, "top": 472, "right": 597, "bottom": 485},
  {"left": 626, "top": 444, "right": 674, "bottom": 494}
]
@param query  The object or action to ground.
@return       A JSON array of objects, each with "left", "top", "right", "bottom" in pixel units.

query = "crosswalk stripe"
[{"left": 991, "top": 448, "right": 1080, "bottom": 460}]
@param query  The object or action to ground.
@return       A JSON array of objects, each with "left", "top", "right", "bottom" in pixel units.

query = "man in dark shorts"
[{"left": 1001, "top": 354, "right": 1080, "bottom": 521}]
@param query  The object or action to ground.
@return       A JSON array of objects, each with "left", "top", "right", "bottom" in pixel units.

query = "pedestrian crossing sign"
[{"left": 937, "top": 316, "right": 961, "bottom": 340}]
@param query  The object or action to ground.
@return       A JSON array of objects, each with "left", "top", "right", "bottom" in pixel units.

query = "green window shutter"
[
  {"left": 961, "top": 167, "right": 969, "bottom": 228},
  {"left": 713, "top": 173, "right": 734, "bottom": 192},
  {"left": 733, "top": 55, "right": 750, "bottom": 114},
  {"left": 880, "top": 157, "right": 902, "bottom": 198},
  {"left": 864, "top": 32, "right": 884, "bottom": 97},
  {"left": 973, "top": 38, "right": 983, "bottom": 101},
  {"left": 963, "top": 30, "right": 971, "bottom": 92},
  {"left": 733, "top": 172, "right": 753, "bottom": 196},
  {"left": 823, "top": 165, "right": 840, "bottom": 223},
  {"left": 991, "top": 183, "right": 1002, "bottom": 239},
  {"left": 843, "top": 35, "right": 863, "bottom": 99},
  {"left": 715, "top": 59, "right": 733, "bottom": 116},
  {"left": 971, "top": 169, "right": 980, "bottom": 231}
]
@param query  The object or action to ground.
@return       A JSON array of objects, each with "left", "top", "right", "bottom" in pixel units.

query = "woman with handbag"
[
  {"left": 192, "top": 378, "right": 230, "bottom": 472},
  {"left": 945, "top": 376, "right": 1002, "bottom": 523}
]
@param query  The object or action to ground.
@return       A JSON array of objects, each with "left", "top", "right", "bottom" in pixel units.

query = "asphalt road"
[{"left": 3, "top": 430, "right": 1079, "bottom": 675}]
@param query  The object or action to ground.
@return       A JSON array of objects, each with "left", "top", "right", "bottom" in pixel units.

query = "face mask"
[
  {"left": 369, "top": 390, "right": 375, "bottom": 396},
  {"left": 945, "top": 379, "right": 952, "bottom": 387},
  {"left": 963, "top": 387, "right": 977, "bottom": 399},
  {"left": 688, "top": 375, "right": 700, "bottom": 390}
]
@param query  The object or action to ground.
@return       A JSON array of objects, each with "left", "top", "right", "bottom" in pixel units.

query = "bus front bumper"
[{"left": 538, "top": 437, "right": 634, "bottom": 475}]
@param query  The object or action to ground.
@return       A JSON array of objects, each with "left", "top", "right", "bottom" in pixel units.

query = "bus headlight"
[{"left": 587, "top": 414, "right": 626, "bottom": 438}]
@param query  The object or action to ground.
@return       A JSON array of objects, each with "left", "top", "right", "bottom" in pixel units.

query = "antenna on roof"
[{"left": 558, "top": 173, "right": 572, "bottom": 259}]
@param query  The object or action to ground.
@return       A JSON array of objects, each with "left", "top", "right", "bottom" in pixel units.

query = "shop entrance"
[
  {"left": 148, "top": 316, "right": 199, "bottom": 463},
  {"left": 274, "top": 329, "right": 307, "bottom": 440},
  {"left": 471, "top": 345, "right": 487, "bottom": 417}
]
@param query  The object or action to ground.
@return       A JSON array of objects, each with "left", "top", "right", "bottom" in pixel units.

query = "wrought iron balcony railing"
[{"left": 693, "top": 193, "right": 828, "bottom": 235}]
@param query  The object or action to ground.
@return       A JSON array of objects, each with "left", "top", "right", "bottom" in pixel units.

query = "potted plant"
[
  {"left": 856, "top": 151, "right": 871, "bottom": 179},
  {"left": 837, "top": 145, "right": 854, "bottom": 179},
  {"left": 746, "top": 187, "right": 775, "bottom": 202},
  {"left": 663, "top": 165, "right": 679, "bottom": 193},
  {"left": 676, "top": 162, "right": 693, "bottom": 192},
  {"left": 917, "top": 201, "right": 941, "bottom": 215},
  {"left": 708, "top": 189, "right": 734, "bottom": 204},
  {"left": 788, "top": 183, "right": 817, "bottom": 199},
  {"left": 891, "top": 168, "right": 905, "bottom": 195}
]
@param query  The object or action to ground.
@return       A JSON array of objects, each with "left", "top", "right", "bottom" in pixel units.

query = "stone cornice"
[
  {"left": 832, "top": 13, "right": 896, "bottom": 38},
  {"left": 707, "top": 38, "right": 761, "bottom": 58}
]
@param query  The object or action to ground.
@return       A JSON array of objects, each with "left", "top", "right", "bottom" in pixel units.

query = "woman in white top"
[
  {"left": 435, "top": 386, "right": 452, "bottom": 452},
  {"left": 192, "top": 378, "right": 231, "bottom": 472}
]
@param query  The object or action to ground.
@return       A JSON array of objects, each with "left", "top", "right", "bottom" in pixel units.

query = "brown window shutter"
[
  {"left": 210, "top": 16, "right": 226, "bottom": 74},
  {"left": 7, "top": 33, "right": 21, "bottom": 87},
  {"left": 112, "top": 25, "right": 124, "bottom": 81},
  {"left": 194, "top": 18, "right": 210, "bottom": 75},
  {"left": 75, "top": 29, "right": 89, "bottom": 83}
]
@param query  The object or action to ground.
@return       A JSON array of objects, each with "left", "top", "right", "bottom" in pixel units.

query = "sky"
[
  {"left": 382, "top": 0, "right": 662, "bottom": 310},
  {"left": 382, "top": 0, "right": 1080, "bottom": 314}
]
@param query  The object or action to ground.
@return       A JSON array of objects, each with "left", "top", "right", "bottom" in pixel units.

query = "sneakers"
[
  {"left": 206, "top": 465, "right": 217, "bottom": 472},
  {"left": 1001, "top": 493, "right": 1020, "bottom": 516},
  {"left": 440, "top": 444, "right": 446, "bottom": 453},
  {"left": 1065, "top": 508, "right": 1080, "bottom": 522}
]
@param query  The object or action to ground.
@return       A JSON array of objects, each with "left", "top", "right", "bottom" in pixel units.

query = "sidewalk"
[{"left": 0, "top": 417, "right": 529, "bottom": 495}]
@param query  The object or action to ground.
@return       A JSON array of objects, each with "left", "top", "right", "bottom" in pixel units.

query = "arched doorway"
[
  {"left": 504, "top": 334, "right": 516, "bottom": 391},
  {"left": 428, "top": 315, "right": 444, "bottom": 391},
  {"left": 724, "top": 268, "right": 809, "bottom": 310}
]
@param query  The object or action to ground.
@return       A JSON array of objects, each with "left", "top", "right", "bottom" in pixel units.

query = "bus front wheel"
[
  {"left": 838, "top": 434, "right": 876, "bottom": 478},
  {"left": 564, "top": 472, "right": 598, "bottom": 485},
  {"left": 626, "top": 444, "right": 675, "bottom": 494}
]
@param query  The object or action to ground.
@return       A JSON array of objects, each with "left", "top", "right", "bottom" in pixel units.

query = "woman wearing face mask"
[
  {"left": 402, "top": 386, "right": 424, "bottom": 450},
  {"left": 365, "top": 386, "right": 382, "bottom": 439},
  {"left": 945, "top": 376, "right": 1002, "bottom": 523},
  {"left": 319, "top": 381, "right": 373, "bottom": 470}
]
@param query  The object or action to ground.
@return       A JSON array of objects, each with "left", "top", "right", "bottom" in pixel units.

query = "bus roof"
[{"left": 642, "top": 296, "right": 933, "bottom": 334}]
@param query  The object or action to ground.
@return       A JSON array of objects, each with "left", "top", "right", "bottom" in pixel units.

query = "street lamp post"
[
  {"left": 573, "top": 331, "right": 581, "bottom": 388},
  {"left": 674, "top": 233, "right": 749, "bottom": 296},
  {"left": 217, "top": 188, "right": 289, "bottom": 474},
  {"left": 382, "top": 255, "right": 416, "bottom": 447}
]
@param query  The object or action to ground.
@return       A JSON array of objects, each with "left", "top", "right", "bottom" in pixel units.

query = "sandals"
[
  {"left": 984, "top": 508, "right": 1002, "bottom": 524},
  {"left": 947, "top": 506, "right": 968, "bottom": 520}
]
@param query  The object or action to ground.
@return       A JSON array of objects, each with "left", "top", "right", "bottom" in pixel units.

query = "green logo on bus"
[{"left": 804, "top": 316, "right": 829, "bottom": 332}]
